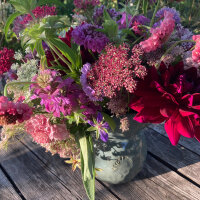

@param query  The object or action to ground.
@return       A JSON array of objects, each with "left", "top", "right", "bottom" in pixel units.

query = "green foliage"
[
  {"left": 79, "top": 135, "right": 95, "bottom": 200},
  {"left": 101, "top": 112, "right": 116, "bottom": 132},
  {"left": 10, "top": 0, "right": 37, "bottom": 14}
]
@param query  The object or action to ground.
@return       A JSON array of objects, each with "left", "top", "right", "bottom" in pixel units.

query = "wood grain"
[
  {"left": 143, "top": 127, "right": 200, "bottom": 185},
  {"left": 0, "top": 168, "right": 21, "bottom": 200},
  {"left": 0, "top": 140, "right": 87, "bottom": 200},
  {"left": 103, "top": 154, "right": 200, "bottom": 200},
  {"left": 19, "top": 136, "right": 118, "bottom": 200},
  {"left": 148, "top": 123, "right": 200, "bottom": 155}
]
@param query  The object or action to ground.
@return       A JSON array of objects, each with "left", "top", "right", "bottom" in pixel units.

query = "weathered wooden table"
[{"left": 0, "top": 124, "right": 200, "bottom": 200}]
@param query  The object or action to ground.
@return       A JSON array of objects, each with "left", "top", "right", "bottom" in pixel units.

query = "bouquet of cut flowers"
[{"left": 1, "top": 0, "right": 200, "bottom": 199}]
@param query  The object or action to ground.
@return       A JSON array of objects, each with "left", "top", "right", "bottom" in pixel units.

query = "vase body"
[{"left": 94, "top": 114, "right": 147, "bottom": 184}]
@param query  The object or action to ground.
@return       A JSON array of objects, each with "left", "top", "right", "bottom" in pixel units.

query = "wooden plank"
[
  {"left": 19, "top": 136, "right": 118, "bottom": 200},
  {"left": 0, "top": 168, "right": 21, "bottom": 200},
  {"left": 0, "top": 140, "right": 88, "bottom": 200},
  {"left": 103, "top": 154, "right": 200, "bottom": 200},
  {"left": 143, "top": 127, "right": 200, "bottom": 185},
  {"left": 148, "top": 123, "right": 200, "bottom": 155}
]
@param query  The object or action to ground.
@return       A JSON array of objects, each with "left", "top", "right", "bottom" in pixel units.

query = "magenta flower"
[
  {"left": 192, "top": 35, "right": 200, "bottom": 63},
  {"left": 130, "top": 62, "right": 200, "bottom": 145}
]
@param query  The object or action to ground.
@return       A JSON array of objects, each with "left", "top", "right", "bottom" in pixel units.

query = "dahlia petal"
[
  {"left": 165, "top": 118, "right": 181, "bottom": 145},
  {"left": 134, "top": 108, "right": 166, "bottom": 123},
  {"left": 176, "top": 115, "right": 195, "bottom": 138}
]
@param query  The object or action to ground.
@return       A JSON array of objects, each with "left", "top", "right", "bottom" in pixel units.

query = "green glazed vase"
[{"left": 94, "top": 114, "right": 147, "bottom": 184}]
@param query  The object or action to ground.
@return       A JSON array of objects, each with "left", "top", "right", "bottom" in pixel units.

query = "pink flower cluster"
[
  {"left": 192, "top": 35, "right": 200, "bottom": 63},
  {"left": 87, "top": 43, "right": 146, "bottom": 99},
  {"left": 73, "top": 0, "right": 100, "bottom": 9},
  {"left": 13, "top": 6, "right": 56, "bottom": 36},
  {"left": 23, "top": 6, "right": 57, "bottom": 24},
  {"left": 25, "top": 115, "right": 69, "bottom": 144},
  {"left": 140, "top": 11, "right": 175, "bottom": 53},
  {"left": 0, "top": 48, "right": 14, "bottom": 75},
  {"left": 0, "top": 96, "right": 32, "bottom": 125}
]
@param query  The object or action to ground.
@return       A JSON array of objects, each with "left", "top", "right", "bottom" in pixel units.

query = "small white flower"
[{"left": 14, "top": 50, "right": 23, "bottom": 61}]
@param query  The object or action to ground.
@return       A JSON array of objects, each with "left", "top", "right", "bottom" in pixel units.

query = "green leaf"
[
  {"left": 48, "top": 65, "right": 70, "bottom": 73},
  {"left": 80, "top": 135, "right": 95, "bottom": 200},
  {"left": 86, "top": 127, "right": 97, "bottom": 132},
  {"left": 10, "top": 0, "right": 37, "bottom": 14},
  {"left": 101, "top": 112, "right": 116, "bottom": 132},
  {"left": 47, "top": 38, "right": 76, "bottom": 66},
  {"left": 35, "top": 40, "right": 45, "bottom": 56},
  {"left": 4, "top": 11, "right": 21, "bottom": 41}
]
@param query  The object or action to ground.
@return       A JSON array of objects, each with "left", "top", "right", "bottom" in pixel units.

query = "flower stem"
[
  {"left": 4, "top": 81, "right": 36, "bottom": 97},
  {"left": 150, "top": 0, "right": 160, "bottom": 28},
  {"left": 156, "top": 39, "right": 196, "bottom": 68}
]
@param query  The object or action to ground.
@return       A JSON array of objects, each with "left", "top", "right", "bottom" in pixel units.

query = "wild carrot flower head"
[{"left": 86, "top": 43, "right": 146, "bottom": 99}]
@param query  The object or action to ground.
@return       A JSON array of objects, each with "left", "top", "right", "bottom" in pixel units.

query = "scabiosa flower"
[
  {"left": 25, "top": 115, "right": 69, "bottom": 144},
  {"left": 0, "top": 48, "right": 15, "bottom": 75},
  {"left": 73, "top": 0, "right": 100, "bottom": 9},
  {"left": 140, "top": 11, "right": 175, "bottom": 53},
  {"left": 0, "top": 96, "right": 32, "bottom": 125},
  {"left": 80, "top": 63, "right": 103, "bottom": 101},
  {"left": 88, "top": 112, "right": 109, "bottom": 142},
  {"left": 87, "top": 43, "right": 146, "bottom": 99},
  {"left": 93, "top": 5, "right": 119, "bottom": 25},
  {"left": 156, "top": 7, "right": 181, "bottom": 24},
  {"left": 72, "top": 23, "right": 109, "bottom": 53}
]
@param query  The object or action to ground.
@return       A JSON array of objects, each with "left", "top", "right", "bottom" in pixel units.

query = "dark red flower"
[{"left": 129, "top": 62, "right": 200, "bottom": 145}]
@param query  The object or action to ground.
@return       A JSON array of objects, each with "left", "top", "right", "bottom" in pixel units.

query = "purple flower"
[
  {"left": 117, "top": 13, "right": 133, "bottom": 29},
  {"left": 13, "top": 16, "right": 26, "bottom": 37},
  {"left": 93, "top": 5, "right": 119, "bottom": 25},
  {"left": 156, "top": 7, "right": 181, "bottom": 24},
  {"left": 131, "top": 15, "right": 150, "bottom": 26},
  {"left": 88, "top": 112, "right": 109, "bottom": 142},
  {"left": 72, "top": 23, "right": 109, "bottom": 53},
  {"left": 80, "top": 63, "right": 103, "bottom": 102}
]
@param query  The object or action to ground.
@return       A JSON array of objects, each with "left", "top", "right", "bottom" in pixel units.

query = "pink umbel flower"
[
  {"left": 25, "top": 115, "right": 69, "bottom": 144},
  {"left": 87, "top": 43, "right": 146, "bottom": 99},
  {"left": 0, "top": 48, "right": 14, "bottom": 75},
  {"left": 74, "top": 0, "right": 100, "bottom": 9},
  {"left": 192, "top": 35, "right": 200, "bottom": 63},
  {"left": 0, "top": 96, "right": 32, "bottom": 125},
  {"left": 140, "top": 11, "right": 175, "bottom": 53}
]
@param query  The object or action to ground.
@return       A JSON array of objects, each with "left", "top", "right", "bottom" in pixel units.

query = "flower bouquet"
[{"left": 1, "top": 0, "right": 200, "bottom": 199}]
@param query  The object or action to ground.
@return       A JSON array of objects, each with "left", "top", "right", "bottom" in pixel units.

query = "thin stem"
[
  {"left": 150, "top": 0, "right": 160, "bottom": 28},
  {"left": 48, "top": 42, "right": 74, "bottom": 73},
  {"left": 4, "top": 81, "right": 36, "bottom": 97},
  {"left": 156, "top": 39, "right": 195, "bottom": 68}
]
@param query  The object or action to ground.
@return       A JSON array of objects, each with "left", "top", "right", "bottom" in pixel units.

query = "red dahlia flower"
[{"left": 129, "top": 62, "right": 200, "bottom": 145}]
